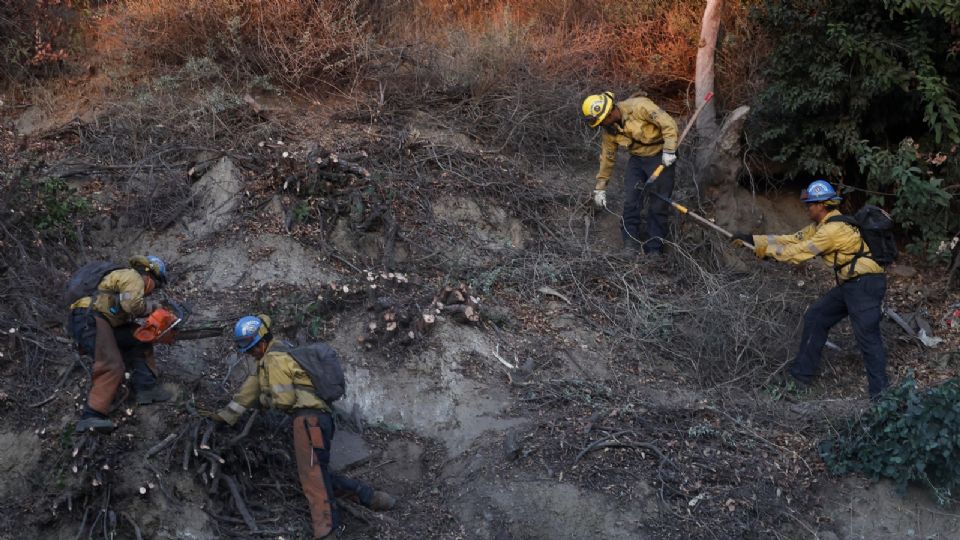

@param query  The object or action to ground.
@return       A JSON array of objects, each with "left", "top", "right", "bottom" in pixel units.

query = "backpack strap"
[{"left": 825, "top": 215, "right": 868, "bottom": 283}]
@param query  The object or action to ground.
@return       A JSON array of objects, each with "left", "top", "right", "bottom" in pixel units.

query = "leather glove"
[
  {"left": 593, "top": 189, "right": 607, "bottom": 208},
  {"left": 662, "top": 152, "right": 677, "bottom": 167},
  {"left": 143, "top": 300, "right": 163, "bottom": 314},
  {"left": 213, "top": 407, "right": 241, "bottom": 426}
]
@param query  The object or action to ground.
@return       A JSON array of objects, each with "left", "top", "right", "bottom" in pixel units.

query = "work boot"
[
  {"left": 367, "top": 491, "right": 397, "bottom": 511},
  {"left": 76, "top": 417, "right": 115, "bottom": 433},
  {"left": 135, "top": 384, "right": 172, "bottom": 405}
]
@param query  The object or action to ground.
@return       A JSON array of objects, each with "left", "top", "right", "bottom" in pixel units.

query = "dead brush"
[
  {"left": 491, "top": 242, "right": 805, "bottom": 389},
  {"left": 106, "top": 0, "right": 371, "bottom": 89},
  {"left": 67, "top": 63, "right": 276, "bottom": 230}
]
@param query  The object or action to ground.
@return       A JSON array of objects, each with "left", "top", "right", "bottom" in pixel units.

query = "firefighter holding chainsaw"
[
  {"left": 582, "top": 91, "right": 679, "bottom": 257},
  {"left": 211, "top": 314, "right": 396, "bottom": 539},
  {"left": 67, "top": 255, "right": 173, "bottom": 433},
  {"left": 732, "top": 180, "right": 889, "bottom": 399}
]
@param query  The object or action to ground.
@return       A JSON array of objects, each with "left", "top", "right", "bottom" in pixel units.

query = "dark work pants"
[
  {"left": 70, "top": 309, "right": 157, "bottom": 415},
  {"left": 623, "top": 154, "right": 675, "bottom": 254},
  {"left": 293, "top": 410, "right": 374, "bottom": 538},
  {"left": 790, "top": 274, "right": 888, "bottom": 398}
]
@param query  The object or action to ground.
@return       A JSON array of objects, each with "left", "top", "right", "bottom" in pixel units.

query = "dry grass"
[
  {"left": 104, "top": 0, "right": 371, "bottom": 89},
  {"left": 99, "top": 1, "right": 766, "bottom": 108},
  {"left": 372, "top": 0, "right": 765, "bottom": 105}
]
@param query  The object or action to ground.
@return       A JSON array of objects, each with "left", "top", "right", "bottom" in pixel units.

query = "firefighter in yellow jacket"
[
  {"left": 582, "top": 92, "right": 679, "bottom": 257},
  {"left": 212, "top": 314, "right": 396, "bottom": 539},
  {"left": 68, "top": 256, "right": 172, "bottom": 433},
  {"left": 732, "top": 180, "right": 888, "bottom": 398}
]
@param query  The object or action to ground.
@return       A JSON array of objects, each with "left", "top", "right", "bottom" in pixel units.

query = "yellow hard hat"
[{"left": 581, "top": 92, "right": 615, "bottom": 128}]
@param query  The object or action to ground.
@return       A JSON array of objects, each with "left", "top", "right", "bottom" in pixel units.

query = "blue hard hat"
[
  {"left": 800, "top": 180, "right": 842, "bottom": 203},
  {"left": 234, "top": 315, "right": 268, "bottom": 352},
  {"left": 145, "top": 255, "right": 168, "bottom": 285}
]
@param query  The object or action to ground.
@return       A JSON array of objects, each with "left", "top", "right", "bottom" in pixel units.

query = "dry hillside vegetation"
[{"left": 1, "top": 2, "right": 959, "bottom": 539}]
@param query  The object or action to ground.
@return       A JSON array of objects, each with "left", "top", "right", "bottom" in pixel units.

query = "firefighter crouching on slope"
[
  {"left": 731, "top": 180, "right": 888, "bottom": 399},
  {"left": 69, "top": 256, "right": 173, "bottom": 433},
  {"left": 212, "top": 315, "right": 396, "bottom": 539},
  {"left": 581, "top": 91, "right": 679, "bottom": 257}
]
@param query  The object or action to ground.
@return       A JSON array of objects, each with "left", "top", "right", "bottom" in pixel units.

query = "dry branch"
[
  {"left": 145, "top": 433, "right": 178, "bottom": 459},
  {"left": 572, "top": 430, "right": 676, "bottom": 470},
  {"left": 229, "top": 410, "right": 260, "bottom": 446},
  {"left": 222, "top": 474, "right": 259, "bottom": 532},
  {"left": 122, "top": 512, "right": 144, "bottom": 540}
]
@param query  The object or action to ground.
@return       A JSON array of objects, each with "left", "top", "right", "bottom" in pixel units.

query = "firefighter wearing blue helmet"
[
  {"left": 732, "top": 180, "right": 889, "bottom": 399},
  {"left": 214, "top": 315, "right": 396, "bottom": 538}
]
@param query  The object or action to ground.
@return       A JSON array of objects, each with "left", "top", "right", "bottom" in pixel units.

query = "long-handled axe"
[{"left": 649, "top": 191, "right": 755, "bottom": 250}]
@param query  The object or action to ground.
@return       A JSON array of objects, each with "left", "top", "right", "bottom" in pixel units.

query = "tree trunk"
[{"left": 695, "top": 0, "right": 722, "bottom": 141}]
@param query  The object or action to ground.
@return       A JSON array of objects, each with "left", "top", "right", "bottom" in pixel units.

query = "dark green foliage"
[
  {"left": 820, "top": 376, "right": 960, "bottom": 504},
  {"left": 3, "top": 176, "right": 90, "bottom": 243},
  {"left": 35, "top": 178, "right": 89, "bottom": 233},
  {"left": 750, "top": 0, "right": 960, "bottom": 257}
]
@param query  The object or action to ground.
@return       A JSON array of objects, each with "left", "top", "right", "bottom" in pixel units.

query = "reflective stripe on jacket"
[
  {"left": 751, "top": 209, "right": 884, "bottom": 281},
  {"left": 595, "top": 97, "right": 679, "bottom": 190},
  {"left": 225, "top": 340, "right": 330, "bottom": 415},
  {"left": 68, "top": 268, "right": 148, "bottom": 327}
]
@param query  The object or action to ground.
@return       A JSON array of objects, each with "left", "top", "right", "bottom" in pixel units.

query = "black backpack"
[
  {"left": 826, "top": 205, "right": 898, "bottom": 276},
  {"left": 63, "top": 261, "right": 124, "bottom": 307},
  {"left": 273, "top": 341, "right": 346, "bottom": 403}
]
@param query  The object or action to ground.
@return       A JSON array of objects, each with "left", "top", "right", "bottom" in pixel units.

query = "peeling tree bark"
[{"left": 695, "top": 0, "right": 722, "bottom": 142}]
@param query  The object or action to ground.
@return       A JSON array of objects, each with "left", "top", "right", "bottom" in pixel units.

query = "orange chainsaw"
[{"left": 135, "top": 301, "right": 188, "bottom": 344}]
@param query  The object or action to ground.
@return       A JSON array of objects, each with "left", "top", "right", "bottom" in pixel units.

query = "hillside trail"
[{"left": 3, "top": 85, "right": 960, "bottom": 540}]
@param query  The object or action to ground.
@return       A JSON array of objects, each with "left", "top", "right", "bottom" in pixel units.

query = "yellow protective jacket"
[
  {"left": 223, "top": 340, "right": 330, "bottom": 418},
  {"left": 595, "top": 97, "right": 679, "bottom": 190},
  {"left": 751, "top": 209, "right": 884, "bottom": 282},
  {"left": 69, "top": 268, "right": 149, "bottom": 327}
]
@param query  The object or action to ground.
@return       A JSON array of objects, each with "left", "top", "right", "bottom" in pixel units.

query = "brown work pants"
[
  {"left": 292, "top": 410, "right": 374, "bottom": 539},
  {"left": 89, "top": 316, "right": 125, "bottom": 414},
  {"left": 293, "top": 412, "right": 336, "bottom": 538},
  {"left": 85, "top": 316, "right": 157, "bottom": 415}
]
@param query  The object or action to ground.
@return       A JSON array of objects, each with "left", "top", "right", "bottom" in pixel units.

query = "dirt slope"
[{"left": 2, "top": 73, "right": 959, "bottom": 540}]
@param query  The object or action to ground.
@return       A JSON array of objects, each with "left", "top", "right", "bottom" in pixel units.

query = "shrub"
[
  {"left": 749, "top": 0, "right": 960, "bottom": 256},
  {"left": 820, "top": 376, "right": 960, "bottom": 504},
  {"left": 107, "top": 0, "right": 371, "bottom": 89},
  {"left": 1, "top": 0, "right": 81, "bottom": 82},
  {"left": 857, "top": 140, "right": 957, "bottom": 261},
  {"left": 35, "top": 178, "right": 89, "bottom": 233}
]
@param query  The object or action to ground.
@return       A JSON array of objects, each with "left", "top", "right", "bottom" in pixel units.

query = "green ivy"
[
  {"left": 820, "top": 375, "right": 960, "bottom": 504},
  {"left": 855, "top": 141, "right": 954, "bottom": 260},
  {"left": 29, "top": 178, "right": 90, "bottom": 238}
]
